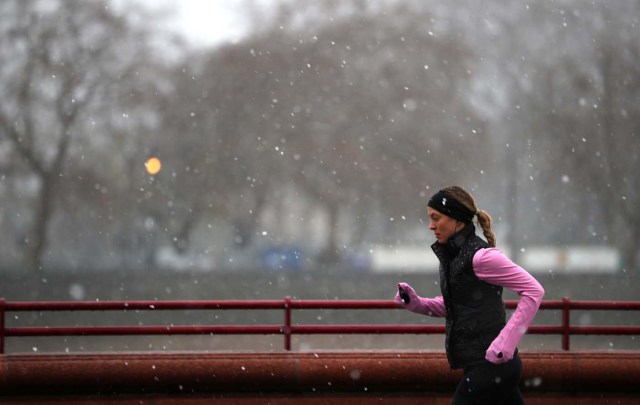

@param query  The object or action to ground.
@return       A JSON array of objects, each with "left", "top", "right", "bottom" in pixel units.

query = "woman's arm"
[
  {"left": 473, "top": 248, "right": 545, "bottom": 363},
  {"left": 394, "top": 282, "right": 446, "bottom": 317}
]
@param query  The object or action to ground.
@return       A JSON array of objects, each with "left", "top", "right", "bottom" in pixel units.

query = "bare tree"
[
  {"left": 477, "top": 0, "right": 640, "bottom": 272},
  {"left": 0, "top": 0, "right": 157, "bottom": 271},
  {"left": 155, "top": 0, "right": 488, "bottom": 265},
  {"left": 531, "top": 1, "right": 640, "bottom": 272}
]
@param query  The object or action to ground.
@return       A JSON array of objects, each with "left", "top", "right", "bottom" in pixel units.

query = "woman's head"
[{"left": 427, "top": 186, "right": 496, "bottom": 247}]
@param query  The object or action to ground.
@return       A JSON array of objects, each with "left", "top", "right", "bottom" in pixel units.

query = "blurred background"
[{"left": 0, "top": 0, "right": 639, "bottom": 351}]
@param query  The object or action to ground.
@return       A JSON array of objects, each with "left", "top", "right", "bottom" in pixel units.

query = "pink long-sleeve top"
[{"left": 403, "top": 247, "right": 544, "bottom": 359}]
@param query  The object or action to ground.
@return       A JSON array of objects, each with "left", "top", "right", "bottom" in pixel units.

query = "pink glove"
[{"left": 394, "top": 282, "right": 446, "bottom": 317}]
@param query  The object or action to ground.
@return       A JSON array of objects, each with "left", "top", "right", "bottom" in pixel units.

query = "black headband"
[{"left": 427, "top": 190, "right": 475, "bottom": 223}]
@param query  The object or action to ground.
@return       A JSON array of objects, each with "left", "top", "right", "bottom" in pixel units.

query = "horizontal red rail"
[
  {"left": 5, "top": 299, "right": 640, "bottom": 311},
  {"left": 3, "top": 325, "right": 283, "bottom": 336},
  {"left": 1, "top": 297, "right": 639, "bottom": 353},
  {"left": 537, "top": 300, "right": 640, "bottom": 310},
  {"left": 3, "top": 300, "right": 287, "bottom": 311},
  {"left": 5, "top": 325, "right": 640, "bottom": 337}
]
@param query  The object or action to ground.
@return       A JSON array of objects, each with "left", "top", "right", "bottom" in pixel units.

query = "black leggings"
[{"left": 452, "top": 354, "right": 524, "bottom": 405}]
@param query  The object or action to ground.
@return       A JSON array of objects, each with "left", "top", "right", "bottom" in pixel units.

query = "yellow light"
[{"left": 145, "top": 157, "right": 161, "bottom": 175}]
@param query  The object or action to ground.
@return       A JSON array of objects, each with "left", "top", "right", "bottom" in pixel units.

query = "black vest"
[{"left": 431, "top": 223, "right": 506, "bottom": 369}]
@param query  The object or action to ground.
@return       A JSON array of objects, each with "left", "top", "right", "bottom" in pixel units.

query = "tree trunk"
[
  {"left": 505, "top": 137, "right": 521, "bottom": 264},
  {"left": 24, "top": 174, "right": 55, "bottom": 272},
  {"left": 318, "top": 200, "right": 341, "bottom": 265}
]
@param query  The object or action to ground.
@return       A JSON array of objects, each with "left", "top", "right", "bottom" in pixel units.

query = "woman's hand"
[
  {"left": 485, "top": 335, "right": 514, "bottom": 364},
  {"left": 394, "top": 283, "right": 421, "bottom": 311}
]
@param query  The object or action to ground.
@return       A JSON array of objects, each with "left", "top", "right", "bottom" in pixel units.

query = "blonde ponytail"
[{"left": 476, "top": 209, "right": 496, "bottom": 247}]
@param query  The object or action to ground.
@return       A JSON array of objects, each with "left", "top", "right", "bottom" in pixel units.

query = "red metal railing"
[{"left": 1, "top": 297, "right": 639, "bottom": 353}]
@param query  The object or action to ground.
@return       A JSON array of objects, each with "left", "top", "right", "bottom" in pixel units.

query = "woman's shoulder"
[{"left": 472, "top": 247, "right": 514, "bottom": 269}]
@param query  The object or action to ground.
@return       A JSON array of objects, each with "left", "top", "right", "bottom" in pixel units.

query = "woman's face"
[{"left": 428, "top": 207, "right": 462, "bottom": 244}]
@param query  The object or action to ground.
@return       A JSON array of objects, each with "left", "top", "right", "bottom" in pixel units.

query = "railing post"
[
  {"left": 562, "top": 296, "right": 570, "bottom": 350},
  {"left": 283, "top": 296, "right": 292, "bottom": 351},
  {"left": 0, "top": 298, "right": 5, "bottom": 354}
]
